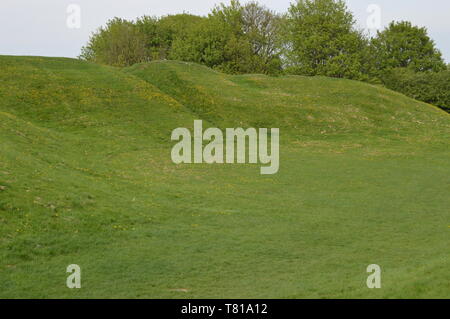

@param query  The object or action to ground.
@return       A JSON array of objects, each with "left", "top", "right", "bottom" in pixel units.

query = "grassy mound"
[{"left": 0, "top": 56, "right": 449, "bottom": 298}]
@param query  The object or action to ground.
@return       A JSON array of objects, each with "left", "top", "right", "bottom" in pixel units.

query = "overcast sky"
[{"left": 1, "top": 0, "right": 449, "bottom": 62}]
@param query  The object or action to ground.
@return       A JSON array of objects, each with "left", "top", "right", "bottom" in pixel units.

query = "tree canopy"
[
  {"left": 370, "top": 21, "right": 446, "bottom": 74},
  {"left": 80, "top": 1, "right": 447, "bottom": 83},
  {"left": 283, "top": 0, "right": 369, "bottom": 80}
]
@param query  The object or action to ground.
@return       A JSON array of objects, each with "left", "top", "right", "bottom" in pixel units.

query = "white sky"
[{"left": 0, "top": 0, "right": 449, "bottom": 62}]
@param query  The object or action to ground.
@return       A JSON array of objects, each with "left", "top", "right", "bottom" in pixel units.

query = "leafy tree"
[
  {"left": 134, "top": 15, "right": 163, "bottom": 60},
  {"left": 81, "top": 14, "right": 204, "bottom": 66},
  {"left": 171, "top": 1, "right": 282, "bottom": 75},
  {"left": 176, "top": 0, "right": 266, "bottom": 74},
  {"left": 208, "top": 0, "right": 259, "bottom": 74},
  {"left": 370, "top": 21, "right": 446, "bottom": 73},
  {"left": 136, "top": 14, "right": 205, "bottom": 60},
  {"left": 284, "top": 0, "right": 369, "bottom": 80},
  {"left": 79, "top": 1, "right": 447, "bottom": 83},
  {"left": 241, "top": 1, "right": 283, "bottom": 73},
  {"left": 80, "top": 18, "right": 147, "bottom": 66},
  {"left": 169, "top": 18, "right": 230, "bottom": 69}
]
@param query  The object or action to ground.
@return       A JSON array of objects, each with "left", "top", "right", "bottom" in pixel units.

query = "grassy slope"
[{"left": 0, "top": 57, "right": 449, "bottom": 298}]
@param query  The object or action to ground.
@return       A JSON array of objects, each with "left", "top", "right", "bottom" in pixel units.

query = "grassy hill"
[{"left": 0, "top": 56, "right": 449, "bottom": 298}]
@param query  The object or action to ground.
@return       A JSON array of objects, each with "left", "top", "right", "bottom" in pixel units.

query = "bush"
[
  {"left": 80, "top": 18, "right": 148, "bottom": 67},
  {"left": 171, "top": 1, "right": 283, "bottom": 75},
  {"left": 284, "top": 0, "right": 370, "bottom": 80},
  {"left": 370, "top": 21, "right": 446, "bottom": 75},
  {"left": 79, "top": 0, "right": 447, "bottom": 87},
  {"left": 381, "top": 68, "right": 450, "bottom": 112},
  {"left": 80, "top": 2, "right": 282, "bottom": 75}
]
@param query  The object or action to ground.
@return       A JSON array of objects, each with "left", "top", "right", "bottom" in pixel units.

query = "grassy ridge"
[
  {"left": 126, "top": 60, "right": 449, "bottom": 140},
  {"left": 0, "top": 56, "right": 449, "bottom": 298}
]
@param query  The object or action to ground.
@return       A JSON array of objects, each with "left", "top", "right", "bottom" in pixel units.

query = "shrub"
[
  {"left": 284, "top": 0, "right": 370, "bottom": 80},
  {"left": 382, "top": 68, "right": 450, "bottom": 112},
  {"left": 80, "top": 18, "right": 148, "bottom": 67}
]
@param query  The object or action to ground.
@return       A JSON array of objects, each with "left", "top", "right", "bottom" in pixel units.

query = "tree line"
[{"left": 80, "top": 0, "right": 450, "bottom": 112}]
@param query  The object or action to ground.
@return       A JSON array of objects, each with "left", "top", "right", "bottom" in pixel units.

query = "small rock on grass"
[{"left": 169, "top": 288, "right": 189, "bottom": 293}]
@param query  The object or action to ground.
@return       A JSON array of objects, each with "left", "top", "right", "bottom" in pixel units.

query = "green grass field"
[{"left": 0, "top": 56, "right": 449, "bottom": 298}]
